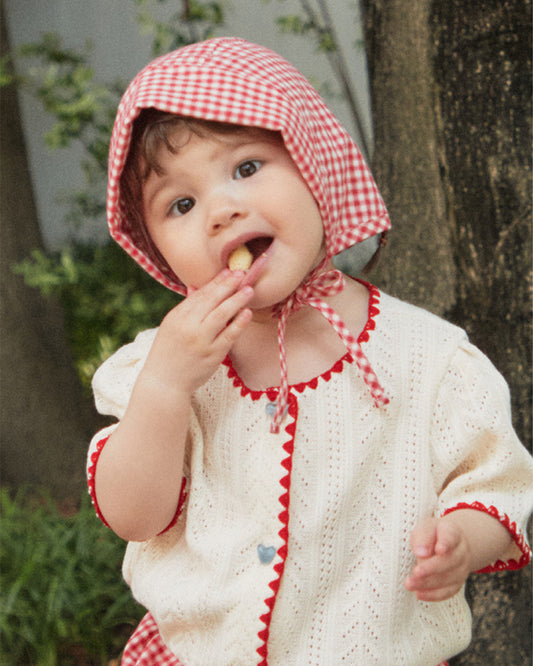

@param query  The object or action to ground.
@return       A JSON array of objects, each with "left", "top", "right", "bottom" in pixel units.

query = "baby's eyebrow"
[
  {"left": 143, "top": 173, "right": 178, "bottom": 210},
  {"left": 221, "top": 132, "right": 282, "bottom": 152}
]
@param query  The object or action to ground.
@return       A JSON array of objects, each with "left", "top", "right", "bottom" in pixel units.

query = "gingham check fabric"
[
  {"left": 121, "top": 612, "right": 183, "bottom": 665},
  {"left": 106, "top": 37, "right": 391, "bottom": 430},
  {"left": 271, "top": 263, "right": 389, "bottom": 432}
]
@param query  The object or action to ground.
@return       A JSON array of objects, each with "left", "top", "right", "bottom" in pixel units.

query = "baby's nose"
[{"left": 207, "top": 191, "right": 246, "bottom": 233}]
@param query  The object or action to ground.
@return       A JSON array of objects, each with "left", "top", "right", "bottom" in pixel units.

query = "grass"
[{"left": 0, "top": 488, "right": 144, "bottom": 665}]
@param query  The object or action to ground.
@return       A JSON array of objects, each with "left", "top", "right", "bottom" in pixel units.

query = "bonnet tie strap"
[{"left": 270, "top": 268, "right": 389, "bottom": 433}]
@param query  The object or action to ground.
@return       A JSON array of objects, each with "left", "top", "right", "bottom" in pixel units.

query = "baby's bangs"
[
  {"left": 137, "top": 112, "right": 258, "bottom": 177},
  {"left": 140, "top": 112, "right": 193, "bottom": 177},
  {"left": 136, "top": 111, "right": 281, "bottom": 179}
]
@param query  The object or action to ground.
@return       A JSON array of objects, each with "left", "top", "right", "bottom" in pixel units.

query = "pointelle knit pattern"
[{"left": 88, "top": 285, "right": 533, "bottom": 665}]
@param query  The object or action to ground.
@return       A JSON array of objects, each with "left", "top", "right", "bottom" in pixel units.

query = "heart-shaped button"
[
  {"left": 265, "top": 401, "right": 289, "bottom": 419},
  {"left": 265, "top": 402, "right": 277, "bottom": 417},
  {"left": 257, "top": 544, "right": 276, "bottom": 564}
]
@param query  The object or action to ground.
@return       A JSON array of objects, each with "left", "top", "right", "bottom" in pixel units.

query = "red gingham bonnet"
[{"left": 107, "top": 37, "right": 391, "bottom": 431}]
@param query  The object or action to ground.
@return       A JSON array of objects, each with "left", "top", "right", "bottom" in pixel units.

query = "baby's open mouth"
[{"left": 227, "top": 236, "right": 273, "bottom": 270}]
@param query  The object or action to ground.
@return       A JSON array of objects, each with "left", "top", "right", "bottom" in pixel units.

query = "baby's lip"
[
  {"left": 221, "top": 233, "right": 256, "bottom": 268},
  {"left": 240, "top": 243, "right": 274, "bottom": 287}
]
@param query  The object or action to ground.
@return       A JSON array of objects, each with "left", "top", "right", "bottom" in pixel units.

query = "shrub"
[
  {"left": 0, "top": 489, "right": 144, "bottom": 665},
  {"left": 15, "top": 242, "right": 180, "bottom": 390}
]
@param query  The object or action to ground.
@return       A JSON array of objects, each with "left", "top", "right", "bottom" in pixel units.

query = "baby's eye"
[
  {"left": 234, "top": 159, "right": 262, "bottom": 179},
  {"left": 170, "top": 197, "right": 195, "bottom": 216}
]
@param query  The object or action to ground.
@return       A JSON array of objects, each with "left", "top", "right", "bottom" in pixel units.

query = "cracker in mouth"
[
  {"left": 227, "top": 237, "right": 273, "bottom": 271},
  {"left": 228, "top": 244, "right": 253, "bottom": 271}
]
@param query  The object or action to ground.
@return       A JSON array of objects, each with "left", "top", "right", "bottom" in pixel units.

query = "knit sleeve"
[
  {"left": 431, "top": 340, "right": 533, "bottom": 572},
  {"left": 86, "top": 328, "right": 187, "bottom": 532},
  {"left": 91, "top": 328, "right": 159, "bottom": 420}
]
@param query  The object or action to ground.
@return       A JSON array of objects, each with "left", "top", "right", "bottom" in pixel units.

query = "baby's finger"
[
  {"left": 407, "top": 561, "right": 458, "bottom": 591},
  {"left": 204, "top": 287, "right": 254, "bottom": 346},
  {"left": 410, "top": 517, "right": 439, "bottom": 559},
  {"left": 434, "top": 519, "right": 462, "bottom": 556},
  {"left": 188, "top": 269, "right": 246, "bottom": 319},
  {"left": 215, "top": 306, "right": 254, "bottom": 349},
  {"left": 412, "top": 582, "right": 463, "bottom": 603},
  {"left": 406, "top": 547, "right": 469, "bottom": 597}
]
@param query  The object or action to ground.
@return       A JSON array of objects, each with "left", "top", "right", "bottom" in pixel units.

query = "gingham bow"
[{"left": 271, "top": 267, "right": 389, "bottom": 433}]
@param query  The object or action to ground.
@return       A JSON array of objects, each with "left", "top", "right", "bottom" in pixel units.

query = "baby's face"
[{"left": 142, "top": 126, "right": 325, "bottom": 311}]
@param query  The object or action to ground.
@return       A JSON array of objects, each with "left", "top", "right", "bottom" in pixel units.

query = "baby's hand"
[
  {"left": 143, "top": 269, "right": 253, "bottom": 395},
  {"left": 404, "top": 516, "right": 472, "bottom": 602}
]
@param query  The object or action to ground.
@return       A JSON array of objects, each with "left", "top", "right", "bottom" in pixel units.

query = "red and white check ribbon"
[{"left": 270, "top": 268, "right": 389, "bottom": 433}]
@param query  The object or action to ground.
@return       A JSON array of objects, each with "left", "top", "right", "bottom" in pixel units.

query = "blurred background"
[
  {"left": 4, "top": 0, "right": 372, "bottom": 249},
  {"left": 1, "top": 1, "right": 531, "bottom": 663}
]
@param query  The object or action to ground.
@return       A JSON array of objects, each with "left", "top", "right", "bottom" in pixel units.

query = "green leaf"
[
  {"left": 276, "top": 14, "right": 314, "bottom": 35},
  {"left": 0, "top": 489, "right": 143, "bottom": 662}
]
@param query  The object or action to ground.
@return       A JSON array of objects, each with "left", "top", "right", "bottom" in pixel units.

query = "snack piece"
[{"left": 228, "top": 244, "right": 253, "bottom": 271}]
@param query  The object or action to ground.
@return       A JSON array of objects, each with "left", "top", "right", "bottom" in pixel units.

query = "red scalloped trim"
[
  {"left": 256, "top": 392, "right": 298, "bottom": 664},
  {"left": 353, "top": 279, "right": 381, "bottom": 344},
  {"left": 157, "top": 476, "right": 188, "bottom": 535},
  {"left": 87, "top": 435, "right": 188, "bottom": 535},
  {"left": 223, "top": 281, "right": 381, "bottom": 398},
  {"left": 442, "top": 502, "right": 531, "bottom": 573},
  {"left": 87, "top": 435, "right": 112, "bottom": 528}
]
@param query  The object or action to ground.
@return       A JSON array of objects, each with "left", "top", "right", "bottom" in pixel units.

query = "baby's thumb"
[{"left": 410, "top": 516, "right": 438, "bottom": 559}]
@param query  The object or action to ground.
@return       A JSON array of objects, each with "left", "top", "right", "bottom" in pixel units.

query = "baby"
[{"left": 87, "top": 38, "right": 532, "bottom": 665}]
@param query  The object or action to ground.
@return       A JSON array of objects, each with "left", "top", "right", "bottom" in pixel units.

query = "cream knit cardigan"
[{"left": 88, "top": 288, "right": 532, "bottom": 666}]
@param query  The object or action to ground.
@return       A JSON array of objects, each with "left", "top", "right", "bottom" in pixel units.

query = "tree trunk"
[
  {"left": 431, "top": 0, "right": 532, "bottom": 459},
  {"left": 0, "top": 5, "right": 97, "bottom": 505},
  {"left": 361, "top": 0, "right": 456, "bottom": 313},
  {"left": 361, "top": 0, "right": 531, "bottom": 663}
]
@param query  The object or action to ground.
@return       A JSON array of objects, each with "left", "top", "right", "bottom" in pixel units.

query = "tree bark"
[
  {"left": 361, "top": 0, "right": 531, "bottom": 663},
  {"left": 431, "top": 0, "right": 532, "bottom": 456},
  {"left": 0, "top": 5, "right": 97, "bottom": 504},
  {"left": 361, "top": 0, "right": 456, "bottom": 313}
]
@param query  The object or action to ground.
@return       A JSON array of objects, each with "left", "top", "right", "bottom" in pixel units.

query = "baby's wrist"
[
  {"left": 132, "top": 369, "right": 194, "bottom": 409},
  {"left": 440, "top": 508, "right": 512, "bottom": 572}
]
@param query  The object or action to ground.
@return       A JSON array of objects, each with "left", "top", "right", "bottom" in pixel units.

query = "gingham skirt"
[{"left": 121, "top": 612, "right": 183, "bottom": 665}]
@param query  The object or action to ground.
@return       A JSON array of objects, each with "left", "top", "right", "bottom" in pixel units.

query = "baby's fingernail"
[
  {"left": 405, "top": 576, "right": 417, "bottom": 591},
  {"left": 414, "top": 546, "right": 431, "bottom": 557}
]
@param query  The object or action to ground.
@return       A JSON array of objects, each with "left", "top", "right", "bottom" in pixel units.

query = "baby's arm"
[
  {"left": 95, "top": 270, "right": 253, "bottom": 542},
  {"left": 405, "top": 509, "right": 512, "bottom": 602}
]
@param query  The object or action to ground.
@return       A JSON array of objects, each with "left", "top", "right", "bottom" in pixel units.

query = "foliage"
[
  {"left": 7, "top": 1, "right": 224, "bottom": 387},
  {"left": 5, "top": 2, "right": 224, "bottom": 233},
  {"left": 15, "top": 242, "right": 180, "bottom": 389},
  {"left": 265, "top": 0, "right": 370, "bottom": 157},
  {"left": 274, "top": 4, "right": 335, "bottom": 52},
  {"left": 11, "top": 33, "right": 122, "bottom": 233},
  {"left": 18, "top": 33, "right": 115, "bottom": 156},
  {"left": 136, "top": 0, "right": 225, "bottom": 56},
  {"left": 0, "top": 488, "right": 144, "bottom": 665}
]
